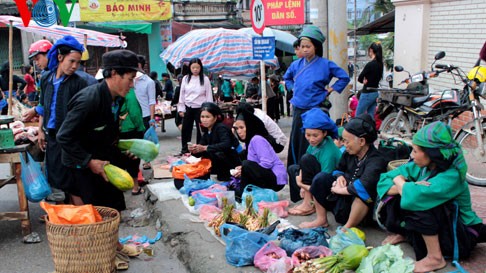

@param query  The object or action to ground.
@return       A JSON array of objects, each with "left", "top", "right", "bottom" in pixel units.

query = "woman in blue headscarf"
[
  {"left": 287, "top": 108, "right": 342, "bottom": 217},
  {"left": 37, "top": 35, "right": 87, "bottom": 203},
  {"left": 283, "top": 25, "right": 350, "bottom": 167}
]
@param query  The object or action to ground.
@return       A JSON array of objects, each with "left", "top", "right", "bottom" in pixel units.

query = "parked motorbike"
[{"left": 376, "top": 51, "right": 486, "bottom": 186}]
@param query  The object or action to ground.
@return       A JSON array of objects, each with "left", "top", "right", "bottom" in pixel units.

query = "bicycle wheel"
[
  {"left": 456, "top": 120, "right": 486, "bottom": 186},
  {"left": 379, "top": 112, "right": 412, "bottom": 137}
]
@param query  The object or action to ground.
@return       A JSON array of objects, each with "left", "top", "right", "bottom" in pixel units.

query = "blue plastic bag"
[
  {"left": 20, "top": 152, "right": 51, "bottom": 202},
  {"left": 179, "top": 174, "right": 214, "bottom": 196},
  {"left": 241, "top": 184, "right": 278, "bottom": 211},
  {"left": 220, "top": 223, "right": 277, "bottom": 267},
  {"left": 278, "top": 227, "right": 330, "bottom": 256},
  {"left": 144, "top": 126, "right": 159, "bottom": 145},
  {"left": 328, "top": 226, "right": 365, "bottom": 254}
]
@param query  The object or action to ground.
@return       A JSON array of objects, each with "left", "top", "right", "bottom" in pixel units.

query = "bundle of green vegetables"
[
  {"left": 295, "top": 244, "right": 369, "bottom": 273},
  {"left": 356, "top": 244, "right": 414, "bottom": 273}
]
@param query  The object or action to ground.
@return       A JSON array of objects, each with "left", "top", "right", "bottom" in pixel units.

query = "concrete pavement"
[{"left": 0, "top": 115, "right": 485, "bottom": 273}]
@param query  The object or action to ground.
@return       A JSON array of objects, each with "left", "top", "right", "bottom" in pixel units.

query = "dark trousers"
[
  {"left": 266, "top": 96, "right": 278, "bottom": 121},
  {"left": 287, "top": 107, "right": 310, "bottom": 166},
  {"left": 381, "top": 197, "right": 479, "bottom": 260},
  {"left": 142, "top": 116, "right": 151, "bottom": 131},
  {"left": 236, "top": 160, "right": 284, "bottom": 197},
  {"left": 288, "top": 154, "right": 321, "bottom": 203},
  {"left": 310, "top": 172, "right": 355, "bottom": 225},
  {"left": 207, "top": 150, "right": 240, "bottom": 181},
  {"left": 181, "top": 106, "right": 201, "bottom": 153},
  {"left": 278, "top": 94, "right": 284, "bottom": 116},
  {"left": 286, "top": 91, "right": 293, "bottom": 117}
]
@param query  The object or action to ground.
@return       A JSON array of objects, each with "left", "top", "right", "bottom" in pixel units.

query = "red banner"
[{"left": 264, "top": 0, "right": 304, "bottom": 26}]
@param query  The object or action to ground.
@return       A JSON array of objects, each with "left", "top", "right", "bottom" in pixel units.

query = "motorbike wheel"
[
  {"left": 379, "top": 112, "right": 412, "bottom": 137},
  {"left": 456, "top": 120, "right": 486, "bottom": 186}
]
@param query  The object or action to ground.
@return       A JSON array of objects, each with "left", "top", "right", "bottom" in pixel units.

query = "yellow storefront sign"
[{"left": 79, "top": 0, "right": 172, "bottom": 22}]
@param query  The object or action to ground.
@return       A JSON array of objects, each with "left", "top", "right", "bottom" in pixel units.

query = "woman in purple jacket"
[{"left": 232, "top": 108, "right": 288, "bottom": 198}]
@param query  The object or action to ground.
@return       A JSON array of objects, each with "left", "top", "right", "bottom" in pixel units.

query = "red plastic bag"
[
  {"left": 40, "top": 202, "right": 103, "bottom": 225},
  {"left": 254, "top": 241, "right": 290, "bottom": 272},
  {"left": 291, "top": 245, "right": 333, "bottom": 266},
  {"left": 258, "top": 200, "right": 290, "bottom": 218},
  {"left": 172, "top": 158, "right": 211, "bottom": 179}
]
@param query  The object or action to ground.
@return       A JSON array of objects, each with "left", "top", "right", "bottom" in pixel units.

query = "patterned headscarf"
[
  {"left": 301, "top": 108, "right": 338, "bottom": 139},
  {"left": 412, "top": 121, "right": 467, "bottom": 181}
]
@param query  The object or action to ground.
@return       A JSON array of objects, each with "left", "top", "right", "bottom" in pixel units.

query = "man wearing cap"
[
  {"left": 299, "top": 114, "right": 386, "bottom": 229},
  {"left": 57, "top": 49, "right": 141, "bottom": 211},
  {"left": 283, "top": 25, "right": 350, "bottom": 167}
]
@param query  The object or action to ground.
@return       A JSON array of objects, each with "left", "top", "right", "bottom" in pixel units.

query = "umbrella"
[
  {"left": 0, "top": 15, "right": 123, "bottom": 47},
  {"left": 160, "top": 28, "right": 279, "bottom": 78},
  {"left": 238, "top": 27, "right": 297, "bottom": 54}
]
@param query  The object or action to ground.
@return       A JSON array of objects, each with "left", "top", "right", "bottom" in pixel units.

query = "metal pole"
[
  {"left": 8, "top": 20, "right": 13, "bottom": 116},
  {"left": 353, "top": 0, "right": 357, "bottom": 92},
  {"left": 260, "top": 60, "right": 267, "bottom": 113}
]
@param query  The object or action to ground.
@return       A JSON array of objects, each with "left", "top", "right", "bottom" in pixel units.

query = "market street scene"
[{"left": 0, "top": 0, "right": 485, "bottom": 273}]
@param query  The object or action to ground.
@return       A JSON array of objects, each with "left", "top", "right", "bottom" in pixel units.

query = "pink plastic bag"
[
  {"left": 291, "top": 245, "right": 333, "bottom": 266},
  {"left": 198, "top": 205, "right": 221, "bottom": 222},
  {"left": 258, "top": 200, "right": 290, "bottom": 218},
  {"left": 254, "top": 242, "right": 290, "bottom": 272},
  {"left": 267, "top": 257, "right": 293, "bottom": 273}
]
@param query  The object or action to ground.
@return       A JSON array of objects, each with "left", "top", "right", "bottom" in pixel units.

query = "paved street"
[{"left": 0, "top": 115, "right": 485, "bottom": 273}]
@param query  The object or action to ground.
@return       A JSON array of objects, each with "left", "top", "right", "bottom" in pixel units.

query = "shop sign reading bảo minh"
[{"left": 79, "top": 0, "right": 172, "bottom": 22}]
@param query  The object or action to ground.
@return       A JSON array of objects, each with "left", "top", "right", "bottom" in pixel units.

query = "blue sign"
[{"left": 252, "top": 37, "right": 275, "bottom": 60}]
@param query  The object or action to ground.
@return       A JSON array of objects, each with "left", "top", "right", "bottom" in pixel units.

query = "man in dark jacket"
[
  {"left": 57, "top": 49, "right": 141, "bottom": 211},
  {"left": 33, "top": 36, "right": 87, "bottom": 203}
]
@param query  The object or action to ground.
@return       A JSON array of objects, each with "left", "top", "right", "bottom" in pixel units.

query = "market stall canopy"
[
  {"left": 83, "top": 21, "right": 152, "bottom": 35},
  {"left": 238, "top": 27, "right": 297, "bottom": 54},
  {"left": 348, "top": 11, "right": 395, "bottom": 36},
  {"left": 0, "top": 15, "right": 124, "bottom": 47},
  {"left": 160, "top": 28, "right": 279, "bottom": 78}
]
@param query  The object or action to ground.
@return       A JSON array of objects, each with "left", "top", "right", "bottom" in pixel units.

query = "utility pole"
[{"left": 309, "top": 0, "right": 349, "bottom": 120}]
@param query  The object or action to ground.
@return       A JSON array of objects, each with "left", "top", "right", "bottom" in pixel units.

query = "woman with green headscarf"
[{"left": 377, "top": 121, "right": 486, "bottom": 273}]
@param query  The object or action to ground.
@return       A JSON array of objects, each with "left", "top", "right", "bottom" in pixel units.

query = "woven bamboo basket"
[
  {"left": 46, "top": 206, "right": 120, "bottom": 273},
  {"left": 387, "top": 159, "right": 410, "bottom": 171}
]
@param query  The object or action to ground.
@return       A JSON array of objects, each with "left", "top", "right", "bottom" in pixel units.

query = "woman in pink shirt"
[
  {"left": 177, "top": 58, "right": 214, "bottom": 154},
  {"left": 23, "top": 65, "right": 37, "bottom": 102}
]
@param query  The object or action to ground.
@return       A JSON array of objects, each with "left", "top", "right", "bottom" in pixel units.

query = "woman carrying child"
[
  {"left": 288, "top": 108, "right": 341, "bottom": 216},
  {"left": 189, "top": 102, "right": 241, "bottom": 181}
]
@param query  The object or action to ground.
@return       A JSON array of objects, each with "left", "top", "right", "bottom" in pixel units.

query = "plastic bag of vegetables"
[
  {"left": 329, "top": 226, "right": 365, "bottom": 254},
  {"left": 298, "top": 244, "right": 369, "bottom": 273},
  {"left": 118, "top": 138, "right": 160, "bottom": 162},
  {"left": 356, "top": 244, "right": 414, "bottom": 273},
  {"left": 278, "top": 227, "right": 330, "bottom": 256}
]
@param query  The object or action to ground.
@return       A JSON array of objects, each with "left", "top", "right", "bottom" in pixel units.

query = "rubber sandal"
[
  {"left": 119, "top": 244, "right": 143, "bottom": 257},
  {"left": 288, "top": 207, "right": 316, "bottom": 216},
  {"left": 142, "top": 163, "right": 152, "bottom": 170},
  {"left": 115, "top": 255, "right": 129, "bottom": 270}
]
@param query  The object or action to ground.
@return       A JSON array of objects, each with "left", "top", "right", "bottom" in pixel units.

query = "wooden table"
[{"left": 0, "top": 144, "right": 31, "bottom": 235}]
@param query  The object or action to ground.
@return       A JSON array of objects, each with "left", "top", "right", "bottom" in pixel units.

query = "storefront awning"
[
  {"left": 348, "top": 11, "right": 394, "bottom": 36},
  {"left": 83, "top": 21, "right": 153, "bottom": 35}
]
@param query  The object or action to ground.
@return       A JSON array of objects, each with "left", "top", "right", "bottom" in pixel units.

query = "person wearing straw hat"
[
  {"left": 377, "top": 121, "right": 486, "bottom": 273},
  {"left": 76, "top": 48, "right": 97, "bottom": 85},
  {"left": 283, "top": 25, "right": 350, "bottom": 167}
]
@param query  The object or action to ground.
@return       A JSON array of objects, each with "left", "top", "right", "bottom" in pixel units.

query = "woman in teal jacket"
[{"left": 377, "top": 122, "right": 486, "bottom": 273}]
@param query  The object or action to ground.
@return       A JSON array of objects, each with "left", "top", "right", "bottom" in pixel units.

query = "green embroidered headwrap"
[{"left": 412, "top": 121, "right": 467, "bottom": 180}]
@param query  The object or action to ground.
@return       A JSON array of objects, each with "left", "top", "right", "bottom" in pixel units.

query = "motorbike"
[{"left": 376, "top": 51, "right": 486, "bottom": 186}]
